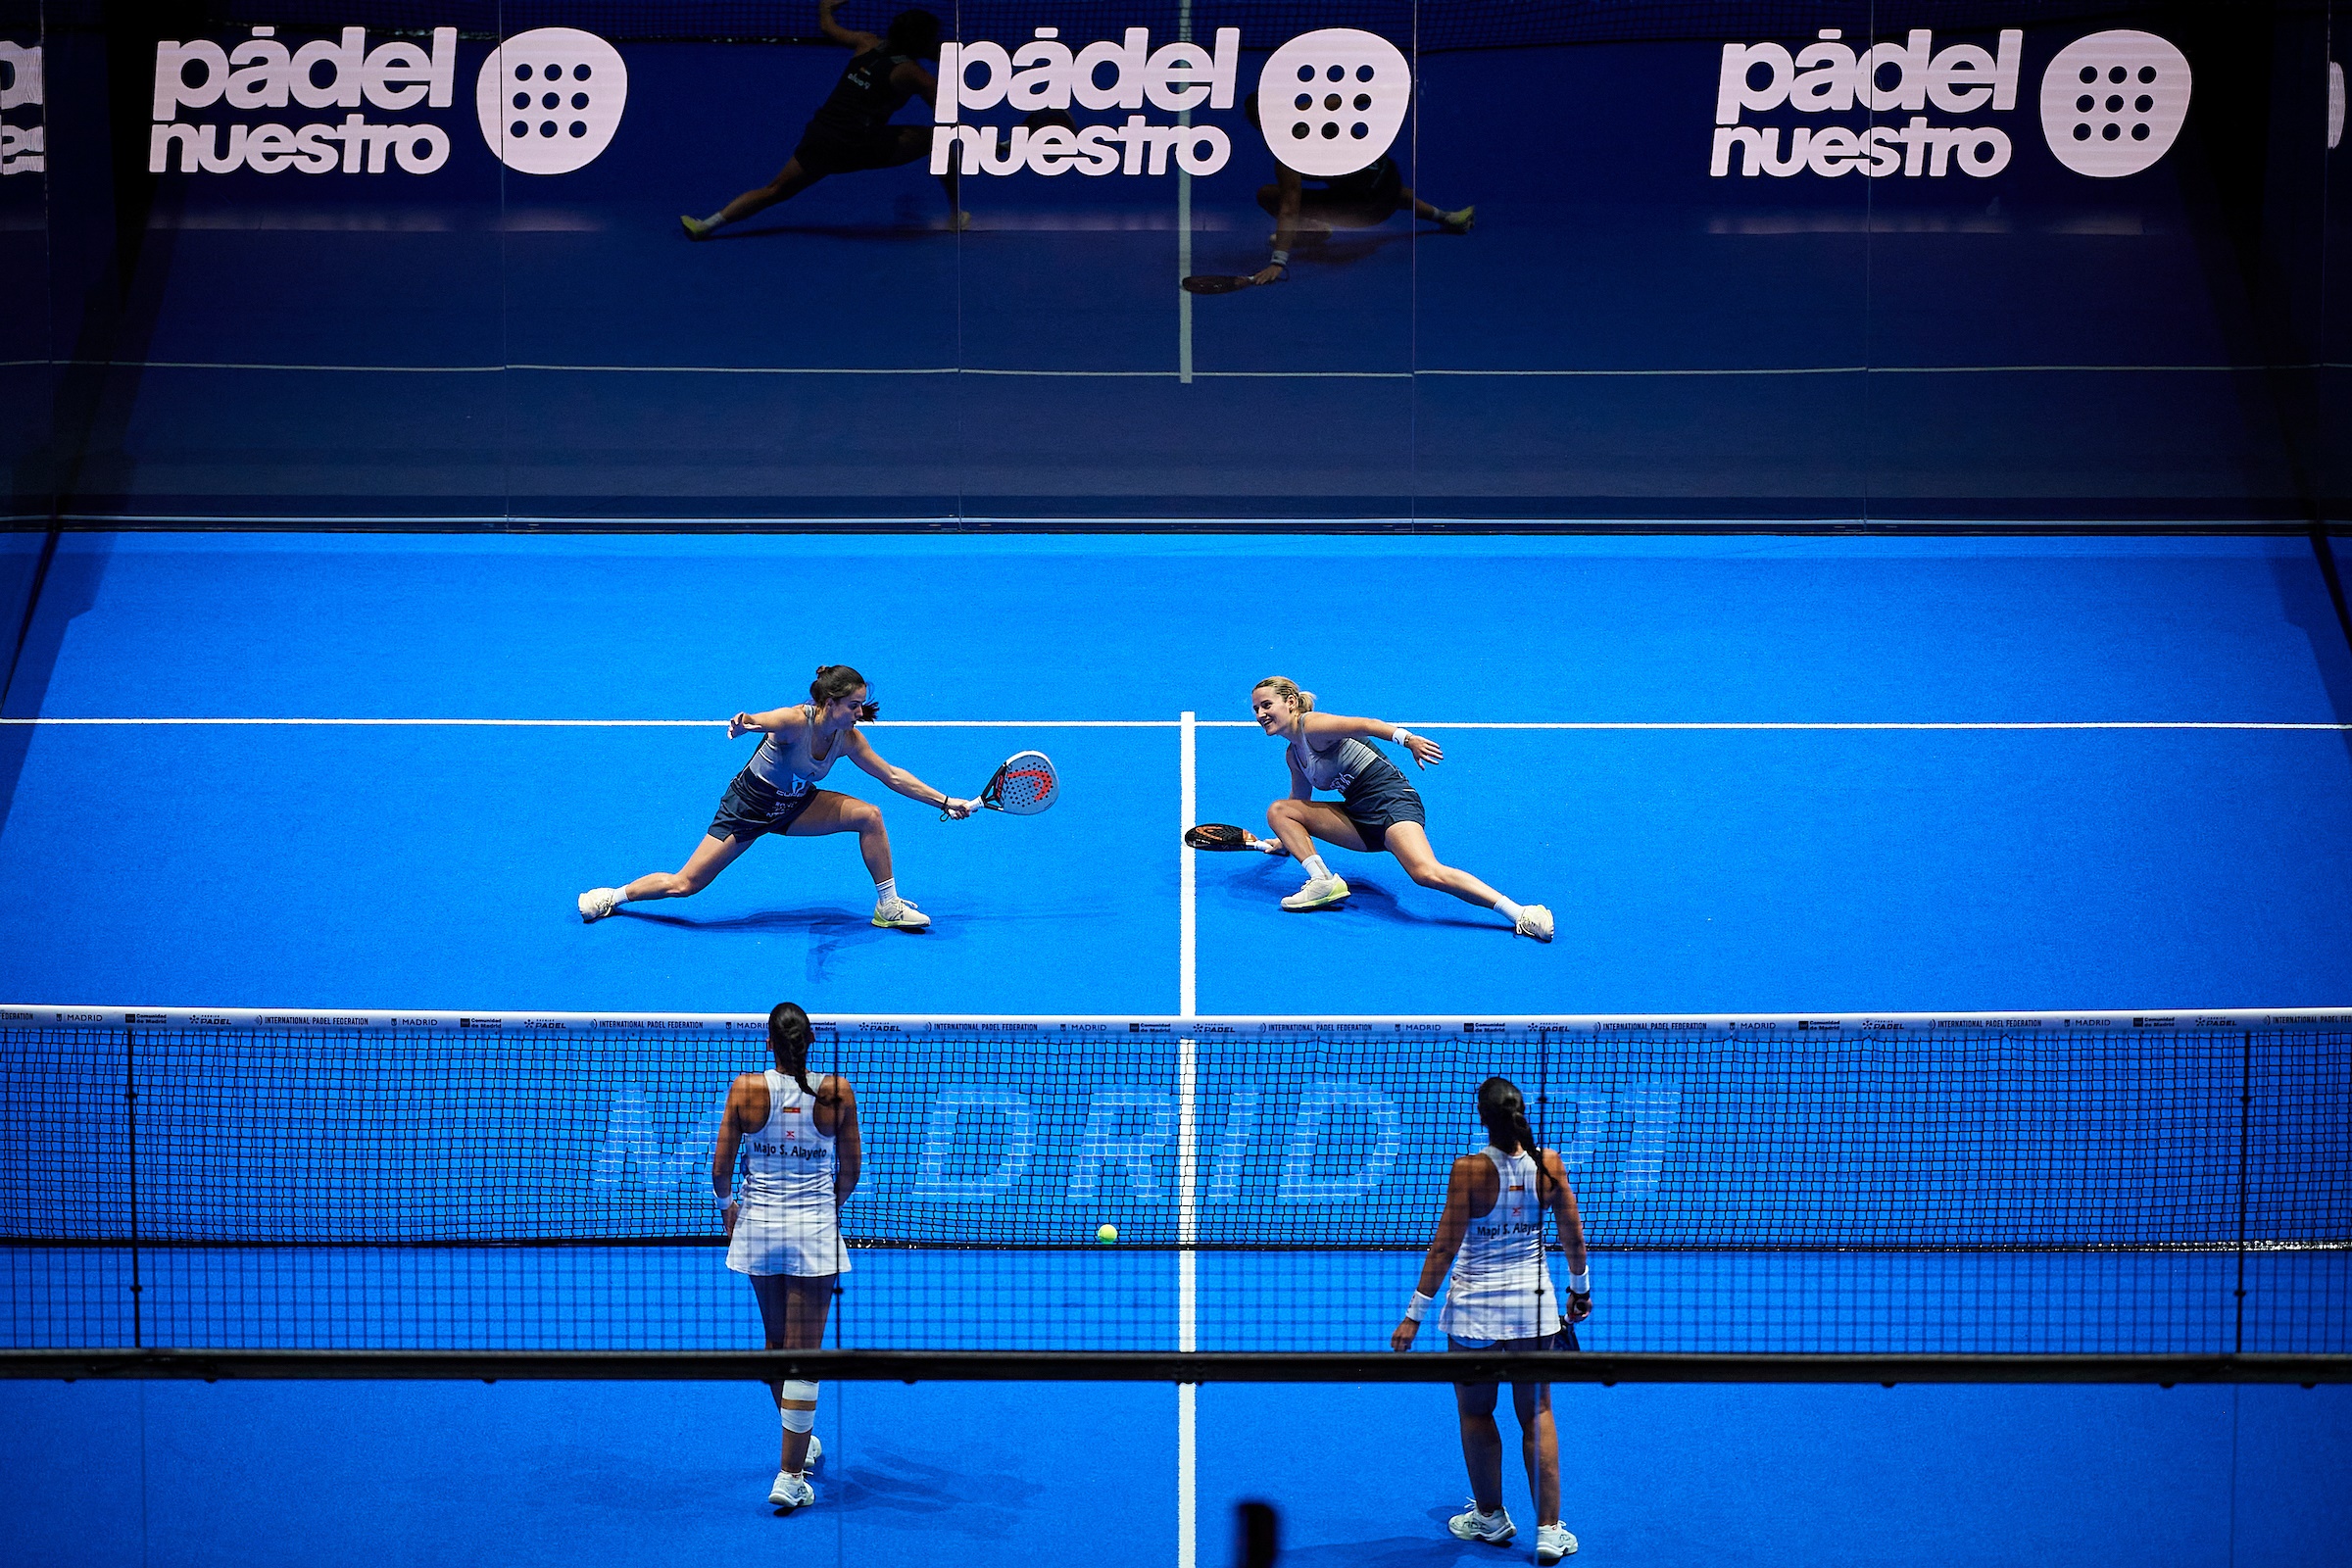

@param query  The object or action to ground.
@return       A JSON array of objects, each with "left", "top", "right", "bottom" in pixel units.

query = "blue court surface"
[
  {"left": 4, "top": 528, "right": 2350, "bottom": 1566},
  {"left": 5, "top": 531, "right": 2352, "bottom": 1014}
]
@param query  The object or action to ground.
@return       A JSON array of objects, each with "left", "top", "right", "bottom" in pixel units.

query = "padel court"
[
  {"left": 5, "top": 531, "right": 2350, "bottom": 1566},
  {"left": 8, "top": 3, "right": 2352, "bottom": 1566}
]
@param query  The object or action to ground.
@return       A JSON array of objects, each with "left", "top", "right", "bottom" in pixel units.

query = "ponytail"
[
  {"left": 767, "top": 1002, "right": 820, "bottom": 1099},
  {"left": 1477, "top": 1075, "right": 1550, "bottom": 1201}
]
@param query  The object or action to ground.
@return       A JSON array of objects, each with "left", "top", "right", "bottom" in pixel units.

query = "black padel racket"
[
  {"left": 1184, "top": 823, "right": 1260, "bottom": 851},
  {"left": 1181, "top": 273, "right": 1260, "bottom": 295},
  {"left": 945, "top": 750, "right": 1059, "bottom": 819}
]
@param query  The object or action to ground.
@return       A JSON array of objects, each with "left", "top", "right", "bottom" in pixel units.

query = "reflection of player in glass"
[
  {"left": 1392, "top": 1076, "right": 1591, "bottom": 1565},
  {"left": 576, "top": 664, "right": 974, "bottom": 931},
  {"left": 1248, "top": 677, "right": 1552, "bottom": 940},
  {"left": 1244, "top": 91, "right": 1472, "bottom": 286},
  {"left": 681, "top": 2, "right": 963, "bottom": 238},
  {"left": 714, "top": 1003, "right": 862, "bottom": 1511}
]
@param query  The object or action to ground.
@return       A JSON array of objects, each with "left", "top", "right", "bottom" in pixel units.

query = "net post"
[
  {"left": 124, "top": 1025, "right": 142, "bottom": 1349},
  {"left": 1179, "top": 711, "right": 1197, "bottom": 1017},
  {"left": 2234, "top": 1027, "right": 2253, "bottom": 1356},
  {"left": 1176, "top": 0, "right": 1194, "bottom": 385}
]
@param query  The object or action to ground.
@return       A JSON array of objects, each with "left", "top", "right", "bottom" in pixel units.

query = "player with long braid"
[
  {"left": 714, "top": 1003, "right": 859, "bottom": 1510},
  {"left": 1393, "top": 1075, "right": 1591, "bottom": 1564}
]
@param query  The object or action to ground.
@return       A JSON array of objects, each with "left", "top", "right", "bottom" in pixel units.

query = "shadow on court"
[
  {"left": 1203, "top": 865, "right": 1504, "bottom": 934},
  {"left": 827, "top": 1447, "right": 1043, "bottom": 1538}
]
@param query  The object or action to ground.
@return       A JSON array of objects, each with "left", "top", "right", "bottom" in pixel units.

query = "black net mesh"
[{"left": 4, "top": 1020, "right": 2346, "bottom": 1358}]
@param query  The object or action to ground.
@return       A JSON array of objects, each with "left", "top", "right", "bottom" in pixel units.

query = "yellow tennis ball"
[{"left": 1097, "top": 1223, "right": 1117, "bottom": 1245}]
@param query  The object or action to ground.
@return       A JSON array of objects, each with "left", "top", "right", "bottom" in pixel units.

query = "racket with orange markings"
[{"left": 944, "top": 750, "right": 1059, "bottom": 820}]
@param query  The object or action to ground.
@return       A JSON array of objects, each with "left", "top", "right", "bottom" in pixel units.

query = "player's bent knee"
[{"left": 1409, "top": 864, "right": 1450, "bottom": 889}]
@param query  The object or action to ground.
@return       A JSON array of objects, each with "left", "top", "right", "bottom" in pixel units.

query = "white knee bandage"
[{"left": 779, "top": 1379, "right": 819, "bottom": 1433}]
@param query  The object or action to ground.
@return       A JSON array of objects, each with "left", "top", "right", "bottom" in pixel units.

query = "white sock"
[
  {"left": 702, "top": 211, "right": 729, "bottom": 228},
  {"left": 1301, "top": 855, "right": 1332, "bottom": 881},
  {"left": 873, "top": 878, "right": 897, "bottom": 906},
  {"left": 1493, "top": 896, "right": 1525, "bottom": 923},
  {"left": 611, "top": 886, "right": 631, "bottom": 905}
]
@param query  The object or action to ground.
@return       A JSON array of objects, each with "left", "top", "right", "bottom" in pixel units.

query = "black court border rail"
[{"left": 4, "top": 1349, "right": 2347, "bottom": 1386}]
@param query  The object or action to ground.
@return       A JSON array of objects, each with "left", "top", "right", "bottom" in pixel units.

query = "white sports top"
[
  {"left": 1290, "top": 730, "right": 1382, "bottom": 794},
  {"left": 748, "top": 706, "right": 844, "bottom": 795},
  {"left": 739, "top": 1068, "right": 838, "bottom": 1209},
  {"left": 727, "top": 1069, "right": 849, "bottom": 1277},
  {"left": 1439, "top": 1145, "right": 1562, "bottom": 1342}
]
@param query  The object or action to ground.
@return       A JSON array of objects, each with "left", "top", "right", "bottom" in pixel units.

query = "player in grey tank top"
[
  {"left": 1244, "top": 676, "right": 1555, "bottom": 941},
  {"left": 576, "top": 663, "right": 976, "bottom": 930},
  {"left": 1391, "top": 1076, "right": 1591, "bottom": 1564}
]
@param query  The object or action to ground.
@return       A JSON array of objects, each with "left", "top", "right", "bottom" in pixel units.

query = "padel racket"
[
  {"left": 945, "top": 750, "right": 1059, "bottom": 819},
  {"left": 1181, "top": 273, "right": 1260, "bottom": 295},
  {"left": 1184, "top": 823, "right": 1259, "bottom": 851}
]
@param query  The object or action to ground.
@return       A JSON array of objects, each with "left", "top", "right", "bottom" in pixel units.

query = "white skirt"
[{"left": 726, "top": 1199, "right": 850, "bottom": 1277}]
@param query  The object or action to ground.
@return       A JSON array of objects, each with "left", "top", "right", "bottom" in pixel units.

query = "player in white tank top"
[
  {"left": 577, "top": 663, "right": 977, "bottom": 932},
  {"left": 712, "top": 1004, "right": 862, "bottom": 1512},
  {"left": 1390, "top": 1076, "right": 1592, "bottom": 1565},
  {"left": 1244, "top": 677, "right": 1555, "bottom": 942}
]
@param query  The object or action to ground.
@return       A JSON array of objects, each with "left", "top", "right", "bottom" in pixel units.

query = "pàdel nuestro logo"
[
  {"left": 1710, "top": 24, "right": 2194, "bottom": 181},
  {"left": 149, "top": 24, "right": 629, "bottom": 176},
  {"left": 475, "top": 27, "right": 628, "bottom": 175},
  {"left": 0, "top": 39, "right": 41, "bottom": 175},
  {"left": 2037, "top": 30, "right": 2189, "bottom": 177},
  {"left": 1257, "top": 28, "right": 1409, "bottom": 176},
  {"left": 928, "top": 24, "right": 1412, "bottom": 178}
]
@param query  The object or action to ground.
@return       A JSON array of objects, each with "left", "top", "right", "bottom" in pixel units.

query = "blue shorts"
[
  {"left": 1339, "top": 758, "right": 1426, "bottom": 851},
  {"left": 708, "top": 767, "right": 819, "bottom": 844},
  {"left": 1447, "top": 1327, "right": 1580, "bottom": 1353}
]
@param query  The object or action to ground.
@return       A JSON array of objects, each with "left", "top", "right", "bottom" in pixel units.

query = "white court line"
[{"left": 3, "top": 718, "right": 2345, "bottom": 731}]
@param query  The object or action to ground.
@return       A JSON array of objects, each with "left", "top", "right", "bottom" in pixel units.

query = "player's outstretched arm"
[
  {"left": 1392, "top": 1154, "right": 1478, "bottom": 1349},
  {"left": 826, "top": 1076, "right": 862, "bottom": 1204},
  {"left": 817, "top": 0, "right": 881, "bottom": 53},
  {"left": 1299, "top": 709, "right": 1444, "bottom": 767},
  {"left": 728, "top": 705, "right": 804, "bottom": 739},
  {"left": 1251, "top": 166, "right": 1304, "bottom": 286},
  {"left": 844, "top": 729, "right": 971, "bottom": 815}
]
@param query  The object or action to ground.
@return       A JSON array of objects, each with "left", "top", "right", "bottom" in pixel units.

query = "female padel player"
[
  {"left": 681, "top": 1, "right": 964, "bottom": 238},
  {"left": 1391, "top": 1075, "right": 1592, "bottom": 1564},
  {"left": 714, "top": 1003, "right": 860, "bottom": 1511},
  {"left": 1240, "top": 92, "right": 1472, "bottom": 288},
  {"left": 1248, "top": 676, "right": 1552, "bottom": 940},
  {"left": 577, "top": 664, "right": 971, "bottom": 929}
]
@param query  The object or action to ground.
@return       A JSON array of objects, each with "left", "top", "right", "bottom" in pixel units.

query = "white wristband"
[
  {"left": 716, "top": 1191, "right": 737, "bottom": 1210},
  {"left": 1270, "top": 249, "right": 1290, "bottom": 267},
  {"left": 1567, "top": 1271, "right": 1591, "bottom": 1295},
  {"left": 1391, "top": 726, "right": 1414, "bottom": 746},
  {"left": 1403, "top": 1291, "right": 1435, "bottom": 1322}
]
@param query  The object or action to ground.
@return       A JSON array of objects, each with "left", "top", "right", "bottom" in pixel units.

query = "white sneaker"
[
  {"left": 805, "top": 1435, "right": 822, "bottom": 1467},
  {"left": 1513, "top": 904, "right": 1554, "bottom": 943},
  {"left": 872, "top": 897, "right": 931, "bottom": 930},
  {"left": 1280, "top": 874, "right": 1350, "bottom": 911},
  {"left": 767, "top": 1469, "right": 814, "bottom": 1509},
  {"left": 1447, "top": 1501, "right": 1515, "bottom": 1544},
  {"left": 1535, "top": 1523, "right": 1578, "bottom": 1562},
  {"left": 577, "top": 888, "right": 621, "bottom": 923}
]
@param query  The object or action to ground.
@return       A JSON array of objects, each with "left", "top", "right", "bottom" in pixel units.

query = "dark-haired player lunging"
[
  {"left": 1240, "top": 91, "right": 1472, "bottom": 287},
  {"left": 682, "top": 1, "right": 964, "bottom": 237}
]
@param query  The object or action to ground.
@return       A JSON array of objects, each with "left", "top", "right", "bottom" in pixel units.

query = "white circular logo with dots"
[
  {"left": 2039, "top": 29, "right": 2191, "bottom": 178},
  {"left": 1256, "top": 28, "right": 1410, "bottom": 178},
  {"left": 476, "top": 27, "right": 627, "bottom": 175}
]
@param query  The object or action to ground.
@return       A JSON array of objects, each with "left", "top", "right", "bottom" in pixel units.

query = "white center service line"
[{"left": 3, "top": 718, "right": 2345, "bottom": 731}]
